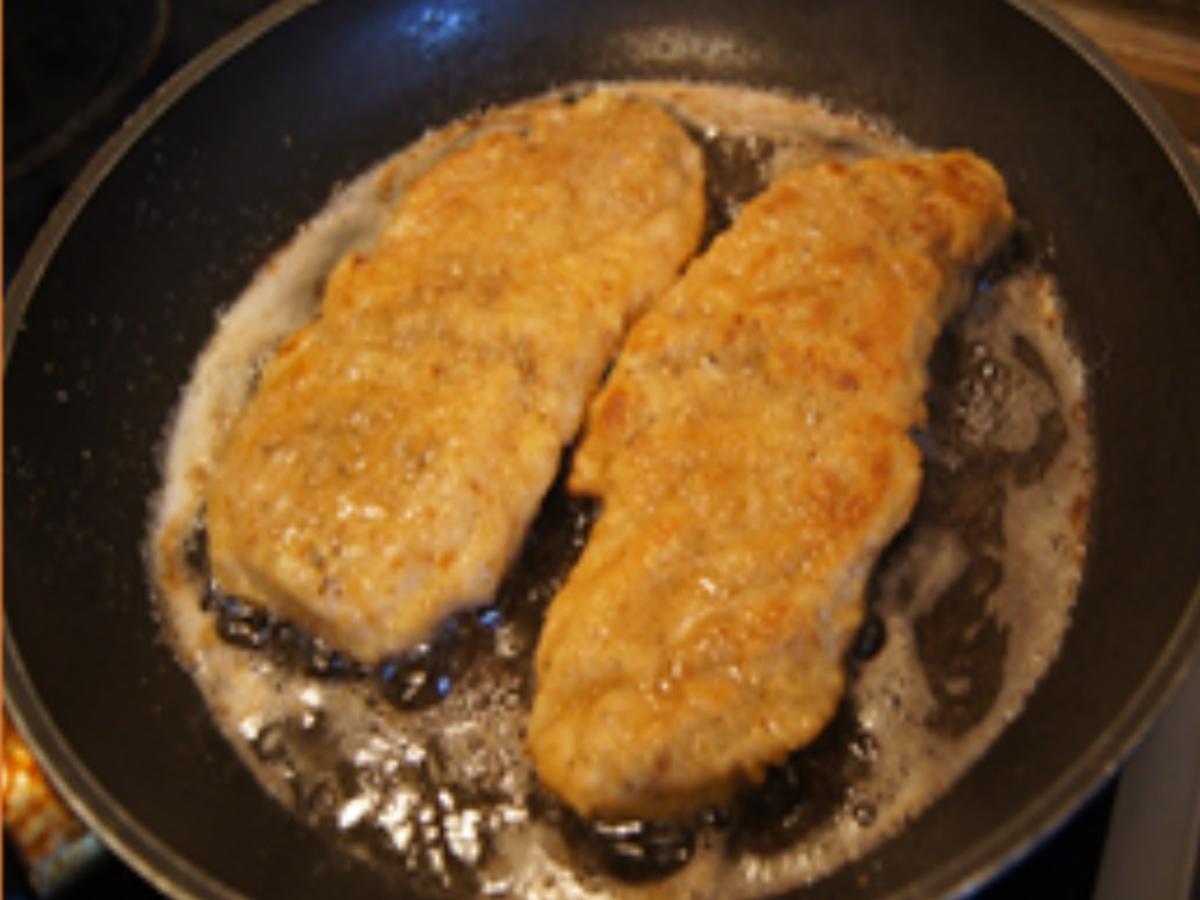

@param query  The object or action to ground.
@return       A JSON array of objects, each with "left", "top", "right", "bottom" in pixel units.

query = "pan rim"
[
  {"left": 4, "top": 3, "right": 323, "bottom": 897},
  {"left": 4, "top": 1, "right": 1200, "bottom": 898}
]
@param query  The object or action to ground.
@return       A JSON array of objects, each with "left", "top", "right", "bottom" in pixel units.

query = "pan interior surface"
[
  {"left": 147, "top": 80, "right": 1094, "bottom": 898},
  {"left": 5, "top": 1, "right": 1200, "bottom": 898}
]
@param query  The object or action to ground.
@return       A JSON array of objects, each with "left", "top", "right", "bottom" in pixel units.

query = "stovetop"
[
  {"left": 4, "top": 0, "right": 281, "bottom": 280},
  {"left": 4, "top": 2, "right": 1197, "bottom": 898}
]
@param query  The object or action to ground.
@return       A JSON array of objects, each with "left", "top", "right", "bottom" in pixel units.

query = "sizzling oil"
[{"left": 149, "top": 83, "right": 1093, "bottom": 898}]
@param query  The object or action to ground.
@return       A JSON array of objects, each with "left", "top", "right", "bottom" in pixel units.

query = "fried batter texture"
[{"left": 530, "top": 152, "right": 1013, "bottom": 818}]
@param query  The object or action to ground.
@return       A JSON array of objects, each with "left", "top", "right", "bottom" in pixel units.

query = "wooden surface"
[{"left": 1043, "top": 0, "right": 1200, "bottom": 154}]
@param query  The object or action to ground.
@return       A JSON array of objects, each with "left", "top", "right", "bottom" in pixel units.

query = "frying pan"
[{"left": 6, "top": 0, "right": 1200, "bottom": 897}]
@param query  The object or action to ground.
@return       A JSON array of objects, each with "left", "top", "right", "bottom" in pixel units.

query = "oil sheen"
[{"left": 149, "top": 83, "right": 1094, "bottom": 898}]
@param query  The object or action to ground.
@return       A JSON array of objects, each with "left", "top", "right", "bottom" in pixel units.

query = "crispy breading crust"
[
  {"left": 205, "top": 94, "right": 705, "bottom": 663},
  {"left": 530, "top": 152, "right": 1014, "bottom": 819}
]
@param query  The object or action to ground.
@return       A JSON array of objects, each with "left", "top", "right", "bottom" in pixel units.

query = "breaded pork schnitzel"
[
  {"left": 530, "top": 152, "right": 1013, "bottom": 819},
  {"left": 205, "top": 93, "right": 705, "bottom": 663}
]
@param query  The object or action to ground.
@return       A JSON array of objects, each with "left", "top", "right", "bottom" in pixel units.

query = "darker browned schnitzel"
[{"left": 530, "top": 152, "right": 1014, "bottom": 819}]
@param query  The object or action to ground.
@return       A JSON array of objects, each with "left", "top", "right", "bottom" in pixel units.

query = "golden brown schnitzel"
[
  {"left": 205, "top": 93, "right": 705, "bottom": 663},
  {"left": 530, "top": 151, "right": 1014, "bottom": 819}
]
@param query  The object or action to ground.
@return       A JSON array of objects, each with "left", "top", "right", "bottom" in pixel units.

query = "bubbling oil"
[{"left": 149, "top": 82, "right": 1093, "bottom": 898}]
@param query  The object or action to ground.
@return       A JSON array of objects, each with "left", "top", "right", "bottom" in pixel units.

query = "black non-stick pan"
[{"left": 6, "top": 1, "right": 1200, "bottom": 897}]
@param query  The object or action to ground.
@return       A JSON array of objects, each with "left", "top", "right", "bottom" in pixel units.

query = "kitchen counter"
[{"left": 1044, "top": 0, "right": 1200, "bottom": 152}]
